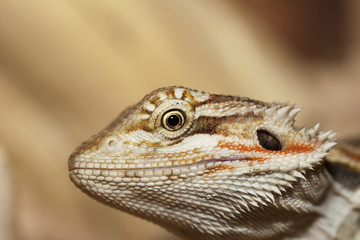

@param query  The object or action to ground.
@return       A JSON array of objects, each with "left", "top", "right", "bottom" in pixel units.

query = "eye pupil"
[
  {"left": 167, "top": 114, "right": 181, "bottom": 127},
  {"left": 162, "top": 110, "right": 185, "bottom": 131},
  {"left": 257, "top": 129, "right": 282, "bottom": 151}
]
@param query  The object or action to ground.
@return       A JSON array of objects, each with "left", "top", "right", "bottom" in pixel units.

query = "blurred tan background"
[{"left": 0, "top": 1, "right": 359, "bottom": 240}]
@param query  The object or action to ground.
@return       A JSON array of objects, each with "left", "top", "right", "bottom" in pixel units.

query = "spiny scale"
[{"left": 69, "top": 86, "right": 360, "bottom": 240}]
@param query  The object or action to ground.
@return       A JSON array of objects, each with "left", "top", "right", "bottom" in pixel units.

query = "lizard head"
[{"left": 69, "top": 86, "right": 336, "bottom": 239}]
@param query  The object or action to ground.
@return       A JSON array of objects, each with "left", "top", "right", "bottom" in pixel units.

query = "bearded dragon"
[{"left": 68, "top": 86, "right": 360, "bottom": 240}]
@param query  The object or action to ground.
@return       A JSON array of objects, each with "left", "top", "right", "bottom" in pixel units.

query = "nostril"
[
  {"left": 104, "top": 137, "right": 121, "bottom": 152},
  {"left": 108, "top": 139, "right": 117, "bottom": 147}
]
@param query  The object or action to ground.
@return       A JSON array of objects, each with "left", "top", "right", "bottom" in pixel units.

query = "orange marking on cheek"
[
  {"left": 217, "top": 140, "right": 317, "bottom": 155},
  {"left": 206, "top": 164, "right": 236, "bottom": 177},
  {"left": 206, "top": 157, "right": 268, "bottom": 176},
  {"left": 211, "top": 164, "right": 235, "bottom": 172},
  {"left": 248, "top": 157, "right": 268, "bottom": 163},
  {"left": 284, "top": 142, "right": 317, "bottom": 154}
]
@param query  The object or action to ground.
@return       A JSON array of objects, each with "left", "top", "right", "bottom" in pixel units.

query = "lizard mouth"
[
  {"left": 68, "top": 157, "right": 256, "bottom": 190},
  {"left": 69, "top": 157, "right": 254, "bottom": 178}
]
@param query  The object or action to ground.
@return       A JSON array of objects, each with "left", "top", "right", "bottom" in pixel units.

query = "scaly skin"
[{"left": 68, "top": 87, "right": 360, "bottom": 240}]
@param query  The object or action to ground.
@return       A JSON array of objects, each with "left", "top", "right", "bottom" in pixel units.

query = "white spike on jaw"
[
  {"left": 288, "top": 108, "right": 302, "bottom": 120},
  {"left": 314, "top": 123, "right": 320, "bottom": 131},
  {"left": 298, "top": 124, "right": 337, "bottom": 171},
  {"left": 265, "top": 106, "right": 278, "bottom": 116},
  {"left": 306, "top": 123, "right": 320, "bottom": 137},
  {"left": 313, "top": 152, "right": 328, "bottom": 159},
  {"left": 265, "top": 192, "right": 275, "bottom": 203},
  {"left": 277, "top": 106, "right": 293, "bottom": 117},
  {"left": 304, "top": 123, "right": 336, "bottom": 145},
  {"left": 265, "top": 105, "right": 301, "bottom": 124},
  {"left": 283, "top": 174, "right": 297, "bottom": 182},
  {"left": 299, "top": 127, "right": 306, "bottom": 137},
  {"left": 253, "top": 108, "right": 266, "bottom": 115},
  {"left": 329, "top": 132, "right": 337, "bottom": 139},
  {"left": 292, "top": 170, "right": 306, "bottom": 180},
  {"left": 322, "top": 142, "right": 337, "bottom": 151},
  {"left": 299, "top": 162, "right": 312, "bottom": 169},
  {"left": 318, "top": 130, "right": 334, "bottom": 142}
]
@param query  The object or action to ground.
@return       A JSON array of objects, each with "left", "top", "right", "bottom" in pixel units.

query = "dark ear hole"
[{"left": 257, "top": 130, "right": 282, "bottom": 151}]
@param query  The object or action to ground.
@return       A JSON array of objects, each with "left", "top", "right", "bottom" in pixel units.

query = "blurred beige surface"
[{"left": 0, "top": 1, "right": 359, "bottom": 240}]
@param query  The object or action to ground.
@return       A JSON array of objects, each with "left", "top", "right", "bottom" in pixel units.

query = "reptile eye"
[
  {"left": 257, "top": 129, "right": 282, "bottom": 151},
  {"left": 162, "top": 109, "right": 185, "bottom": 131}
]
